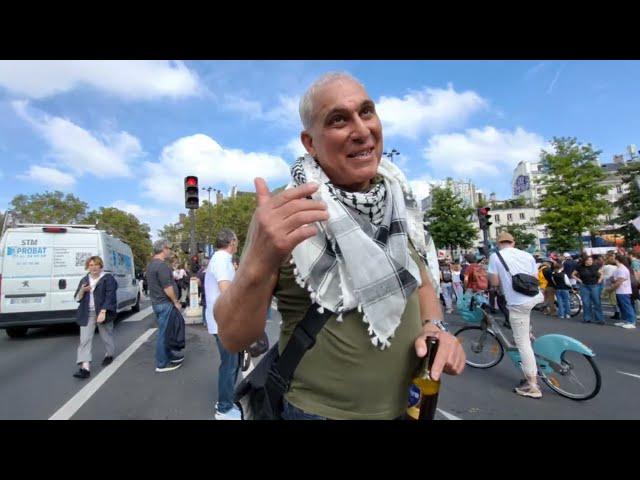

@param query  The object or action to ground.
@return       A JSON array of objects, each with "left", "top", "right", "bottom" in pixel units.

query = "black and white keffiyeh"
[{"left": 288, "top": 154, "right": 428, "bottom": 349}]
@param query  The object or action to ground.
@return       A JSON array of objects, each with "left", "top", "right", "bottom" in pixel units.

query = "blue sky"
[{"left": 0, "top": 60, "right": 638, "bottom": 239}]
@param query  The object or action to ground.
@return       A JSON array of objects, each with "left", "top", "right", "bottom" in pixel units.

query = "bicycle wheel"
[
  {"left": 569, "top": 290, "right": 582, "bottom": 317},
  {"left": 540, "top": 351, "right": 601, "bottom": 400},
  {"left": 455, "top": 326, "right": 504, "bottom": 369}
]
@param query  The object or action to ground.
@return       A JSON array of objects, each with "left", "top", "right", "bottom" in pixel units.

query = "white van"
[{"left": 0, "top": 224, "right": 141, "bottom": 338}]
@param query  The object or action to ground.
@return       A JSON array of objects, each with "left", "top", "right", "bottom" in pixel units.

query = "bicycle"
[
  {"left": 533, "top": 287, "right": 582, "bottom": 317},
  {"left": 454, "top": 293, "right": 601, "bottom": 401}
]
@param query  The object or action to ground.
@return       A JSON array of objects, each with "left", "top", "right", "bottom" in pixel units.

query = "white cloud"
[
  {"left": 12, "top": 100, "right": 140, "bottom": 178},
  {"left": 408, "top": 176, "right": 437, "bottom": 204},
  {"left": 0, "top": 60, "right": 202, "bottom": 100},
  {"left": 547, "top": 65, "right": 565, "bottom": 95},
  {"left": 283, "top": 136, "right": 307, "bottom": 160},
  {"left": 423, "top": 126, "right": 548, "bottom": 178},
  {"left": 525, "top": 62, "right": 547, "bottom": 78},
  {"left": 111, "top": 201, "right": 166, "bottom": 219},
  {"left": 19, "top": 165, "right": 76, "bottom": 188},
  {"left": 223, "top": 94, "right": 301, "bottom": 130},
  {"left": 110, "top": 201, "right": 173, "bottom": 241},
  {"left": 377, "top": 84, "right": 488, "bottom": 140},
  {"left": 142, "top": 134, "right": 291, "bottom": 206}
]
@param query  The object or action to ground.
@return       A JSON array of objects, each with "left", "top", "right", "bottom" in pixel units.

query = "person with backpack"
[
  {"left": 487, "top": 231, "right": 544, "bottom": 399},
  {"left": 440, "top": 261, "right": 454, "bottom": 314},
  {"left": 464, "top": 253, "right": 489, "bottom": 293},
  {"left": 550, "top": 261, "right": 572, "bottom": 319},
  {"left": 214, "top": 72, "right": 465, "bottom": 420},
  {"left": 538, "top": 260, "right": 556, "bottom": 316}
]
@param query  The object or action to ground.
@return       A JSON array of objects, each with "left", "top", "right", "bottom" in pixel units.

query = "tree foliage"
[
  {"left": 537, "top": 137, "right": 611, "bottom": 252},
  {"left": 161, "top": 195, "right": 258, "bottom": 258},
  {"left": 496, "top": 223, "right": 537, "bottom": 250},
  {"left": 10, "top": 191, "right": 89, "bottom": 224},
  {"left": 85, "top": 207, "right": 153, "bottom": 274},
  {"left": 425, "top": 186, "right": 477, "bottom": 251}
]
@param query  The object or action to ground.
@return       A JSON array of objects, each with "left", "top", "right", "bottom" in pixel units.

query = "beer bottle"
[{"left": 406, "top": 336, "right": 440, "bottom": 420}]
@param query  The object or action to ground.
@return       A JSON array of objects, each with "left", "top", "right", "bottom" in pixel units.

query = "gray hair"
[
  {"left": 216, "top": 228, "right": 237, "bottom": 249},
  {"left": 299, "top": 72, "right": 365, "bottom": 130},
  {"left": 153, "top": 239, "right": 170, "bottom": 254}
]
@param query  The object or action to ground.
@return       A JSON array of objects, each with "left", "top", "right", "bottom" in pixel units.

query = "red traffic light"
[{"left": 185, "top": 176, "right": 198, "bottom": 187}]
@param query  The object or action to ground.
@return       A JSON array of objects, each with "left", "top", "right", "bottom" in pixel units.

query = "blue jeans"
[
  {"left": 281, "top": 399, "right": 327, "bottom": 420},
  {"left": 579, "top": 284, "right": 604, "bottom": 323},
  {"left": 556, "top": 290, "right": 571, "bottom": 317},
  {"left": 214, "top": 334, "right": 239, "bottom": 413},
  {"left": 616, "top": 294, "right": 636, "bottom": 325},
  {"left": 152, "top": 302, "right": 180, "bottom": 368}
]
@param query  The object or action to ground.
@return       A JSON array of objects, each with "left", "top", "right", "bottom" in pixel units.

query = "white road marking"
[
  {"left": 618, "top": 371, "right": 640, "bottom": 380},
  {"left": 437, "top": 408, "right": 463, "bottom": 420},
  {"left": 49, "top": 327, "right": 157, "bottom": 420},
  {"left": 121, "top": 306, "right": 153, "bottom": 322}
]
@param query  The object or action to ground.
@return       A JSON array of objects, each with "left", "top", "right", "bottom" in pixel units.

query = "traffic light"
[
  {"left": 477, "top": 207, "right": 492, "bottom": 231},
  {"left": 184, "top": 176, "right": 199, "bottom": 209}
]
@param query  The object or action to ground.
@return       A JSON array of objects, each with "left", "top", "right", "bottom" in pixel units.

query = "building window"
[
  {"left": 519, "top": 213, "right": 525, "bottom": 220},
  {"left": 494, "top": 214, "right": 500, "bottom": 223},
  {"left": 617, "top": 185, "right": 623, "bottom": 194},
  {"left": 536, "top": 188, "right": 543, "bottom": 194},
  {"left": 507, "top": 214, "right": 513, "bottom": 221}
]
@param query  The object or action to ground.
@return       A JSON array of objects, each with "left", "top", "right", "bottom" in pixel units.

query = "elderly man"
[{"left": 215, "top": 72, "right": 465, "bottom": 420}]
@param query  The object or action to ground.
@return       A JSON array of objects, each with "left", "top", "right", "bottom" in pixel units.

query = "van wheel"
[
  {"left": 6, "top": 327, "right": 28, "bottom": 338},
  {"left": 131, "top": 294, "right": 140, "bottom": 313}
]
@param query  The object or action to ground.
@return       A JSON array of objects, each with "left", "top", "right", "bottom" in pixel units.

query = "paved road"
[
  {"left": 439, "top": 304, "right": 640, "bottom": 419},
  {"left": 1, "top": 296, "right": 638, "bottom": 419}
]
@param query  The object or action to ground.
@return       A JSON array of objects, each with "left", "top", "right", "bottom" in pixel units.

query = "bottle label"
[{"left": 407, "top": 384, "right": 421, "bottom": 408}]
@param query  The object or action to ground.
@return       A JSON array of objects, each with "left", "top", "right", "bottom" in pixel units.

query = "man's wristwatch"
[{"left": 422, "top": 319, "right": 448, "bottom": 332}]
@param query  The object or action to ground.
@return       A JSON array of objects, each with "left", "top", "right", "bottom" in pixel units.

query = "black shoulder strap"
[
  {"left": 495, "top": 251, "right": 511, "bottom": 273},
  {"left": 273, "top": 303, "right": 333, "bottom": 385}
]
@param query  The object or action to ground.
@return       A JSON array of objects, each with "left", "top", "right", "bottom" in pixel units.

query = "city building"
[
  {"left": 512, "top": 160, "right": 545, "bottom": 205},
  {"left": 421, "top": 178, "right": 479, "bottom": 212}
]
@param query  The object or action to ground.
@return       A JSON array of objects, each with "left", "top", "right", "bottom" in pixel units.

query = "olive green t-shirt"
[{"left": 275, "top": 243, "right": 425, "bottom": 420}]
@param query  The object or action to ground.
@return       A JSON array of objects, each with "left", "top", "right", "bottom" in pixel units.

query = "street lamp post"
[
  {"left": 383, "top": 148, "right": 400, "bottom": 163},
  {"left": 202, "top": 186, "right": 213, "bottom": 204}
]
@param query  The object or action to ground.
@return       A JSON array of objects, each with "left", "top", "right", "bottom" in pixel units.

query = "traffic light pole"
[
  {"left": 482, "top": 227, "right": 490, "bottom": 259},
  {"left": 189, "top": 208, "right": 196, "bottom": 258}
]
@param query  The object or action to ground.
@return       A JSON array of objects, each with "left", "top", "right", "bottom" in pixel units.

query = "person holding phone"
[{"left": 72, "top": 256, "right": 118, "bottom": 379}]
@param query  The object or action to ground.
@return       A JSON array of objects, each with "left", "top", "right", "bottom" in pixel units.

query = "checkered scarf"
[{"left": 288, "top": 154, "right": 426, "bottom": 349}]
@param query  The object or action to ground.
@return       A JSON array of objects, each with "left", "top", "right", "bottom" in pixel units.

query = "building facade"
[{"left": 512, "top": 160, "right": 545, "bottom": 205}]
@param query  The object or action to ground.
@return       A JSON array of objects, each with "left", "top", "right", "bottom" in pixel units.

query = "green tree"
[
  {"left": 614, "top": 161, "right": 640, "bottom": 246},
  {"left": 85, "top": 207, "right": 153, "bottom": 274},
  {"left": 496, "top": 223, "right": 537, "bottom": 250},
  {"left": 162, "top": 195, "right": 258, "bottom": 259},
  {"left": 192, "top": 195, "right": 257, "bottom": 253},
  {"left": 425, "top": 186, "right": 478, "bottom": 254},
  {"left": 537, "top": 137, "right": 611, "bottom": 252},
  {"left": 9, "top": 191, "right": 89, "bottom": 224},
  {"left": 158, "top": 221, "right": 185, "bottom": 245}
]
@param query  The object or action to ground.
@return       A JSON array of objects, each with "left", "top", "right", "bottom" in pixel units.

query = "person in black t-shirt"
[{"left": 572, "top": 255, "right": 604, "bottom": 324}]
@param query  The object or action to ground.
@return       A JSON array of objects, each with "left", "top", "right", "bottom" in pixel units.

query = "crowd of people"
[{"left": 536, "top": 250, "right": 640, "bottom": 328}]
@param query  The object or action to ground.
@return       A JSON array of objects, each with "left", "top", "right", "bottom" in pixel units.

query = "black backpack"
[
  {"left": 234, "top": 304, "right": 332, "bottom": 420},
  {"left": 442, "top": 268, "right": 452, "bottom": 283}
]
